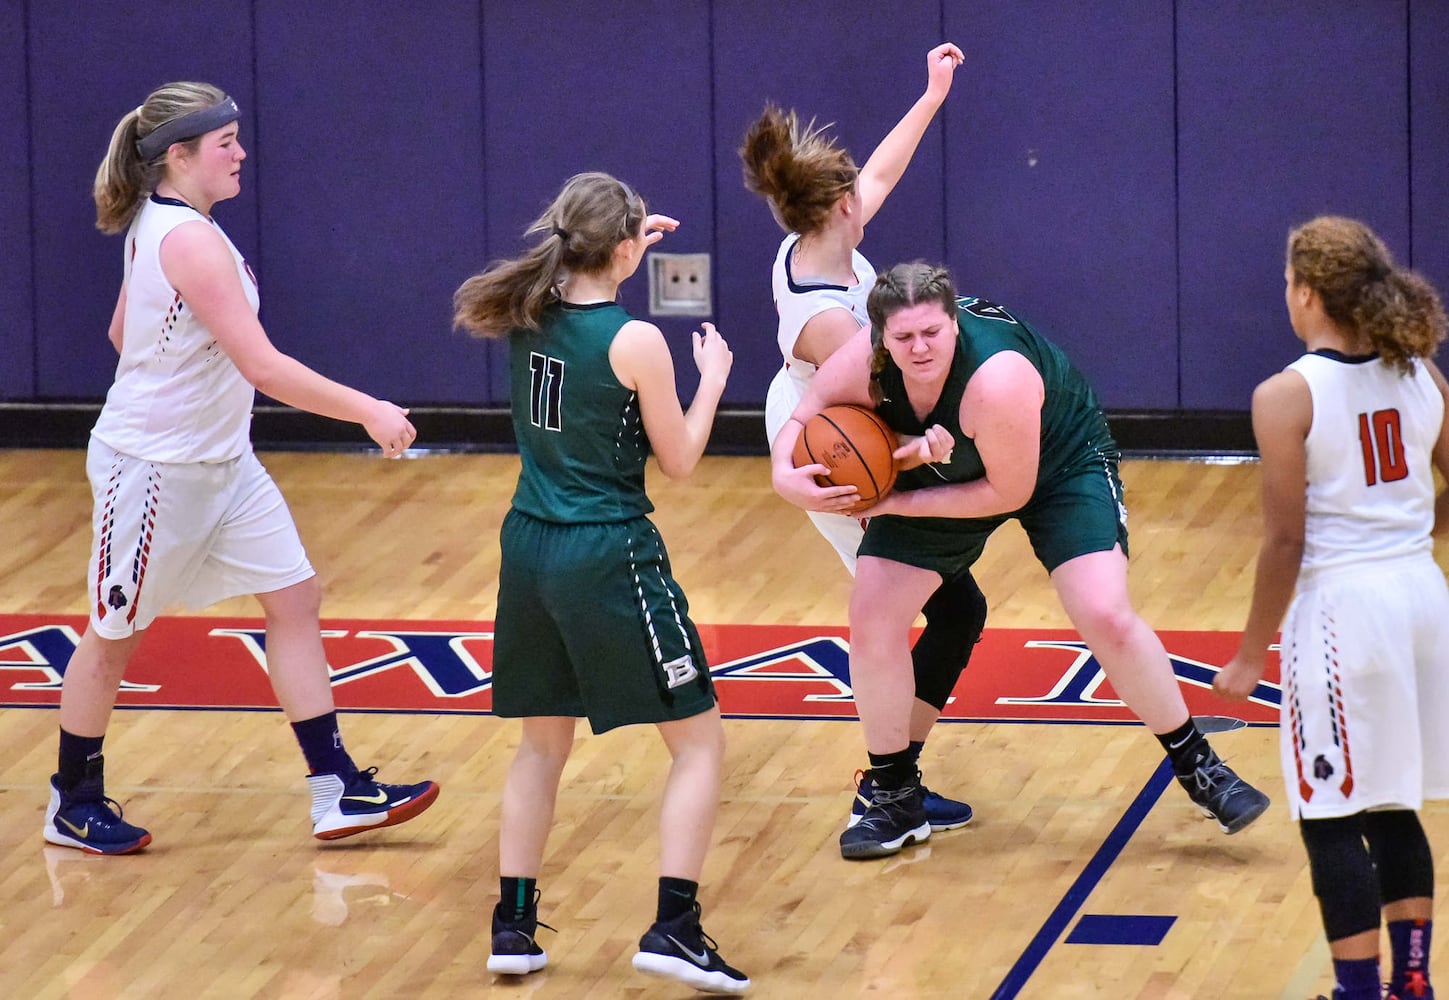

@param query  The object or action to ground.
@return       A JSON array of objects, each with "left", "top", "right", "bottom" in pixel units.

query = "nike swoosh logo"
[
  {"left": 343, "top": 790, "right": 390, "bottom": 805},
  {"left": 59, "top": 816, "right": 90, "bottom": 838},
  {"left": 1168, "top": 736, "right": 1192, "bottom": 750},
  {"left": 666, "top": 934, "right": 711, "bottom": 968}
]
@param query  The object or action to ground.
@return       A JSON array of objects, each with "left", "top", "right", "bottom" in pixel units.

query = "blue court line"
[
  {"left": 989, "top": 758, "right": 1177, "bottom": 999},
  {"left": 1065, "top": 913, "right": 1176, "bottom": 946}
]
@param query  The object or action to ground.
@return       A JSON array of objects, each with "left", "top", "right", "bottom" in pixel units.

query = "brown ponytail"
[
  {"left": 739, "top": 103, "right": 857, "bottom": 235},
  {"left": 94, "top": 81, "right": 229, "bottom": 234},
  {"left": 453, "top": 172, "right": 646, "bottom": 337}
]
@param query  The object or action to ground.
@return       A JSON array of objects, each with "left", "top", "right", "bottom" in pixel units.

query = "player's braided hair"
[
  {"left": 454, "top": 172, "right": 646, "bottom": 336},
  {"left": 865, "top": 261, "right": 959, "bottom": 403},
  {"left": 1288, "top": 216, "right": 1446, "bottom": 375},
  {"left": 739, "top": 103, "right": 858, "bottom": 235}
]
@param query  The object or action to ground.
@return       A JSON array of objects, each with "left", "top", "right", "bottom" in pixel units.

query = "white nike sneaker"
[{"left": 308, "top": 766, "right": 439, "bottom": 841}]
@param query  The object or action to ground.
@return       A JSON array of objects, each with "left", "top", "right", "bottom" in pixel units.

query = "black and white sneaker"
[
  {"left": 632, "top": 903, "right": 750, "bottom": 994},
  {"left": 487, "top": 894, "right": 553, "bottom": 976},
  {"left": 839, "top": 770, "right": 931, "bottom": 859},
  {"left": 1177, "top": 750, "right": 1270, "bottom": 834}
]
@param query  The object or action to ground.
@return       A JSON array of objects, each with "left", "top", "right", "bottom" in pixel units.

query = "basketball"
[{"left": 792, "top": 404, "right": 898, "bottom": 512}]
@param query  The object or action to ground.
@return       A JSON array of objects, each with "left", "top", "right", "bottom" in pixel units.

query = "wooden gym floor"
[{"left": 0, "top": 448, "right": 1443, "bottom": 999}]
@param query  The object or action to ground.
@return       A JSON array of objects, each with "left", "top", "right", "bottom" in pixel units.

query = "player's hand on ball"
[
  {"left": 774, "top": 461, "right": 861, "bottom": 513},
  {"left": 790, "top": 405, "right": 897, "bottom": 511}
]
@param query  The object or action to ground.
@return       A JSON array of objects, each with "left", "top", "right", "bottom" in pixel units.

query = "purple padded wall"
[
  {"left": 481, "top": 2, "right": 714, "bottom": 402},
  {"left": 1410, "top": 0, "right": 1449, "bottom": 299},
  {"left": 941, "top": 1, "right": 1178, "bottom": 409},
  {"left": 7, "top": 1, "right": 1443, "bottom": 422},
  {"left": 252, "top": 1, "right": 485, "bottom": 406},
  {"left": 28, "top": 1, "right": 256, "bottom": 398},
  {"left": 1177, "top": 0, "right": 1409, "bottom": 409},
  {"left": 0, "top": 0, "right": 31, "bottom": 399},
  {"left": 712, "top": 0, "right": 946, "bottom": 412}
]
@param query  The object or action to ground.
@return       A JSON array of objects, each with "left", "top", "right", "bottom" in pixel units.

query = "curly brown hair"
[{"left": 1287, "top": 216, "right": 1446, "bottom": 375}]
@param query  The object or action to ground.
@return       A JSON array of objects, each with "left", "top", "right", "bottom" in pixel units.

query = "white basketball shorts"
[
  {"left": 86, "top": 438, "right": 315, "bottom": 638},
  {"left": 1279, "top": 555, "right": 1449, "bottom": 818}
]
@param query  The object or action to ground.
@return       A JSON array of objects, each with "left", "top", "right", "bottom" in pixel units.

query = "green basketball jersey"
[
  {"left": 508, "top": 301, "right": 653, "bottom": 523},
  {"left": 874, "top": 297, "right": 1114, "bottom": 500}
]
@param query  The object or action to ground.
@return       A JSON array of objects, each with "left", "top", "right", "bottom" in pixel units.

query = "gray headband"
[{"left": 135, "top": 97, "right": 241, "bottom": 160}]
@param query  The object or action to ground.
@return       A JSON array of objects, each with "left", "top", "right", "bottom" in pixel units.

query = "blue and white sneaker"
[
  {"left": 487, "top": 893, "right": 552, "bottom": 976},
  {"left": 840, "top": 773, "right": 931, "bottom": 860},
  {"left": 849, "top": 768, "right": 973, "bottom": 832},
  {"left": 43, "top": 770, "right": 151, "bottom": 856},
  {"left": 633, "top": 902, "right": 750, "bottom": 994},
  {"left": 308, "top": 766, "right": 439, "bottom": 841}
]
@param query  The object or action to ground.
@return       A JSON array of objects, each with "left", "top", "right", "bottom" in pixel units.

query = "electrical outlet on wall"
[{"left": 648, "top": 253, "right": 711, "bottom": 317}]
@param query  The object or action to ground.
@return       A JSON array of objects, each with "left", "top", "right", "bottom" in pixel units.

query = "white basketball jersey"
[
  {"left": 1288, "top": 350, "right": 1443, "bottom": 574},
  {"left": 763, "top": 234, "right": 876, "bottom": 573},
  {"left": 771, "top": 233, "right": 875, "bottom": 373},
  {"left": 92, "top": 195, "right": 259, "bottom": 463},
  {"left": 764, "top": 234, "right": 875, "bottom": 445}
]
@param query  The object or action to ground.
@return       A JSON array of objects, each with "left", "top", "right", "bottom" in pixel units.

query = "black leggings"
[
  {"left": 1299, "top": 810, "right": 1434, "bottom": 941},
  {"left": 911, "top": 570, "right": 989, "bottom": 711}
]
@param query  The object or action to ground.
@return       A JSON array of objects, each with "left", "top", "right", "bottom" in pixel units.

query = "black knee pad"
[
  {"left": 1300, "top": 815, "right": 1382, "bottom": 941},
  {"left": 1364, "top": 809, "right": 1435, "bottom": 904},
  {"left": 911, "top": 572, "right": 988, "bottom": 711}
]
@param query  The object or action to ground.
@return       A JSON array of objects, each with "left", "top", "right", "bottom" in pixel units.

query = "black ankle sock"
[
  {"left": 1157, "top": 719, "right": 1212, "bottom": 776},
  {"left": 58, "top": 728, "right": 105, "bottom": 790},
  {"left": 867, "top": 748, "right": 917, "bottom": 790},
  {"left": 499, "top": 876, "right": 537, "bottom": 922},
  {"left": 291, "top": 711, "right": 356, "bottom": 776},
  {"left": 658, "top": 877, "right": 698, "bottom": 923},
  {"left": 907, "top": 740, "right": 924, "bottom": 764}
]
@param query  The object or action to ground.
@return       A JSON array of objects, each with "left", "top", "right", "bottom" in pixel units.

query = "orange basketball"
[{"left": 792, "top": 404, "right": 898, "bottom": 512}]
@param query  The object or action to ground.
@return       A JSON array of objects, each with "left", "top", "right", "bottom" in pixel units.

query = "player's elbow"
[
  {"left": 998, "top": 478, "right": 1035, "bottom": 512},
  {"left": 654, "top": 452, "right": 700, "bottom": 481},
  {"left": 1263, "top": 528, "right": 1304, "bottom": 562},
  {"left": 237, "top": 353, "right": 286, "bottom": 399}
]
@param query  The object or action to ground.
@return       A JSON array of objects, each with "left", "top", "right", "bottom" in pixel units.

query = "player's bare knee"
[{"left": 257, "top": 575, "right": 322, "bottom": 624}]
